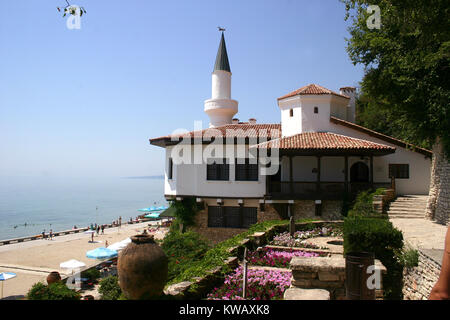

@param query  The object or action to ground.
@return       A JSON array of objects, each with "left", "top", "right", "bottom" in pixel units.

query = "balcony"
[{"left": 266, "top": 181, "right": 392, "bottom": 200}]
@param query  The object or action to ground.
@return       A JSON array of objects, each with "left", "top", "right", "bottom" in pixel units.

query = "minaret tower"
[{"left": 204, "top": 30, "right": 238, "bottom": 128}]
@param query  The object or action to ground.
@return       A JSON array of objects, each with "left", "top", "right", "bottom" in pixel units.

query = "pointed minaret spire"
[
  {"left": 214, "top": 32, "right": 231, "bottom": 72},
  {"left": 204, "top": 29, "right": 238, "bottom": 128}
]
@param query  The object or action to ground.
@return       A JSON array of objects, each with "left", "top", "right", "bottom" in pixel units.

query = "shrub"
[
  {"left": 27, "top": 282, "right": 81, "bottom": 300},
  {"left": 343, "top": 217, "right": 404, "bottom": 300},
  {"left": 161, "top": 230, "right": 211, "bottom": 282},
  {"left": 98, "top": 276, "right": 122, "bottom": 300},
  {"left": 169, "top": 197, "right": 199, "bottom": 232},
  {"left": 81, "top": 268, "right": 101, "bottom": 283},
  {"left": 348, "top": 190, "right": 376, "bottom": 217},
  {"left": 398, "top": 248, "right": 419, "bottom": 269}
]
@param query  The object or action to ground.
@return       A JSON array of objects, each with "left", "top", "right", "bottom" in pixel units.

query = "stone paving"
[{"left": 390, "top": 217, "right": 448, "bottom": 251}]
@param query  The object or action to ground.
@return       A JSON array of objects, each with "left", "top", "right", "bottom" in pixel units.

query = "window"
[
  {"left": 208, "top": 206, "right": 257, "bottom": 228},
  {"left": 235, "top": 159, "right": 258, "bottom": 181},
  {"left": 290, "top": 109, "right": 294, "bottom": 117},
  {"left": 314, "top": 106, "right": 319, "bottom": 114},
  {"left": 207, "top": 159, "right": 229, "bottom": 181},
  {"left": 389, "top": 164, "right": 409, "bottom": 179},
  {"left": 168, "top": 158, "right": 173, "bottom": 180}
]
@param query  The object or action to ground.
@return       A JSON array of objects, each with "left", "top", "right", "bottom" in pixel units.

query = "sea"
[{"left": 0, "top": 176, "right": 167, "bottom": 241}]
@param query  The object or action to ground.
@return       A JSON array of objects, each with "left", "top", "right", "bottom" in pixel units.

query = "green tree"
[{"left": 341, "top": 0, "right": 450, "bottom": 225}]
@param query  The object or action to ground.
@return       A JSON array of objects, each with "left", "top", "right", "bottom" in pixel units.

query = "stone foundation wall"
[
  {"left": 191, "top": 198, "right": 282, "bottom": 244},
  {"left": 403, "top": 249, "right": 442, "bottom": 300},
  {"left": 191, "top": 198, "right": 343, "bottom": 244},
  {"left": 290, "top": 256, "right": 386, "bottom": 300}
]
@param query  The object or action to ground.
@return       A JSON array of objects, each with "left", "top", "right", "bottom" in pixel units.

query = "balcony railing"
[{"left": 267, "top": 181, "right": 392, "bottom": 200}]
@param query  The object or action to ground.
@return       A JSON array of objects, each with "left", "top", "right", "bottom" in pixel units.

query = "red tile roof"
[
  {"left": 251, "top": 132, "right": 396, "bottom": 153},
  {"left": 330, "top": 116, "right": 432, "bottom": 157},
  {"left": 150, "top": 123, "right": 282, "bottom": 146},
  {"left": 278, "top": 84, "right": 350, "bottom": 101}
]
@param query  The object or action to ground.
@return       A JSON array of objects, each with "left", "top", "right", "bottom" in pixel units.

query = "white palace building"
[{"left": 150, "top": 33, "right": 432, "bottom": 242}]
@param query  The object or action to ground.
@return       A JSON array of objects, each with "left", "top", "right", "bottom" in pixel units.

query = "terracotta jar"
[
  {"left": 46, "top": 271, "right": 61, "bottom": 285},
  {"left": 117, "top": 234, "right": 168, "bottom": 299}
]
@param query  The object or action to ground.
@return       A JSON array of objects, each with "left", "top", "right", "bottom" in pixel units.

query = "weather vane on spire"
[{"left": 217, "top": 26, "right": 226, "bottom": 32}]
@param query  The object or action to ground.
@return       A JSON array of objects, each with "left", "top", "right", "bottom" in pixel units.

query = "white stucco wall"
[
  {"left": 328, "top": 123, "right": 431, "bottom": 195},
  {"left": 279, "top": 95, "right": 349, "bottom": 136},
  {"left": 163, "top": 144, "right": 266, "bottom": 198}
]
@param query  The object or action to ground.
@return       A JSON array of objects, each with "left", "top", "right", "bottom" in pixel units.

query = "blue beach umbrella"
[
  {"left": 86, "top": 247, "right": 118, "bottom": 260},
  {"left": 138, "top": 205, "right": 168, "bottom": 213},
  {"left": 144, "top": 211, "right": 163, "bottom": 219},
  {"left": 0, "top": 272, "right": 17, "bottom": 299}
]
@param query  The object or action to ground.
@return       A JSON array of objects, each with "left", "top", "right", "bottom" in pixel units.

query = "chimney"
[
  {"left": 248, "top": 118, "right": 257, "bottom": 125},
  {"left": 339, "top": 87, "right": 356, "bottom": 123},
  {"left": 232, "top": 118, "right": 239, "bottom": 124}
]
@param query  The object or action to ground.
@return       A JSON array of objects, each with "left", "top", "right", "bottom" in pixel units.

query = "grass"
[{"left": 166, "top": 218, "right": 321, "bottom": 286}]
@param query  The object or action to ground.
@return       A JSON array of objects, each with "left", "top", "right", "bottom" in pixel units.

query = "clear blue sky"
[{"left": 0, "top": 0, "right": 364, "bottom": 178}]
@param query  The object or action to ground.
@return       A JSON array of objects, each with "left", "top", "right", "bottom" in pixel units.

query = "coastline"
[{"left": 0, "top": 219, "right": 168, "bottom": 300}]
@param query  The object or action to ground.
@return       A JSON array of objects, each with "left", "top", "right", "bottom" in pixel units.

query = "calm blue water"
[{"left": 0, "top": 176, "right": 166, "bottom": 241}]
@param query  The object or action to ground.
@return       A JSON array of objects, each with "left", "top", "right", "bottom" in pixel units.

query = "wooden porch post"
[
  {"left": 370, "top": 155, "right": 374, "bottom": 189},
  {"left": 316, "top": 156, "right": 321, "bottom": 194},
  {"left": 289, "top": 155, "right": 293, "bottom": 195},
  {"left": 344, "top": 155, "right": 349, "bottom": 195}
]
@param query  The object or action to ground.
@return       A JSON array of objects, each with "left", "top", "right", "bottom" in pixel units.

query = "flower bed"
[
  {"left": 207, "top": 266, "right": 291, "bottom": 300},
  {"left": 247, "top": 247, "right": 323, "bottom": 268},
  {"left": 270, "top": 227, "right": 343, "bottom": 248}
]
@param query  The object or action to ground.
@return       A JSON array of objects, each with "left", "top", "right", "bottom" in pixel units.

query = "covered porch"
[
  {"left": 253, "top": 132, "right": 396, "bottom": 201},
  {"left": 266, "top": 153, "right": 394, "bottom": 200}
]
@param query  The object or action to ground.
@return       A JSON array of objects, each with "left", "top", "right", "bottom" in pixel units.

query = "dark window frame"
[
  {"left": 389, "top": 164, "right": 409, "bottom": 179},
  {"left": 207, "top": 205, "right": 257, "bottom": 229},
  {"left": 207, "top": 158, "right": 230, "bottom": 181},
  {"left": 235, "top": 158, "right": 259, "bottom": 181},
  {"left": 168, "top": 158, "right": 173, "bottom": 180},
  {"left": 314, "top": 106, "right": 319, "bottom": 114},
  {"left": 289, "top": 109, "right": 294, "bottom": 117}
]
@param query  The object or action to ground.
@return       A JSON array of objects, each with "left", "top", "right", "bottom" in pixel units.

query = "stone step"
[
  {"left": 388, "top": 207, "right": 426, "bottom": 213},
  {"left": 388, "top": 211, "right": 424, "bottom": 216},
  {"left": 389, "top": 215, "right": 425, "bottom": 219},
  {"left": 393, "top": 199, "right": 428, "bottom": 204},
  {"left": 388, "top": 209, "right": 425, "bottom": 214},
  {"left": 390, "top": 202, "right": 427, "bottom": 208}
]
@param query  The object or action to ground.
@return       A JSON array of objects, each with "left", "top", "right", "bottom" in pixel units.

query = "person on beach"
[
  {"left": 101, "top": 225, "right": 105, "bottom": 234},
  {"left": 42, "top": 230, "right": 46, "bottom": 240},
  {"left": 91, "top": 232, "right": 94, "bottom": 243},
  {"left": 105, "top": 240, "right": 109, "bottom": 247},
  {"left": 429, "top": 226, "right": 450, "bottom": 300},
  {"left": 49, "top": 229, "right": 53, "bottom": 240}
]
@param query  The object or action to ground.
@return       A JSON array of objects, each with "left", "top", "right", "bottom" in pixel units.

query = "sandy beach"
[{"left": 0, "top": 220, "right": 168, "bottom": 299}]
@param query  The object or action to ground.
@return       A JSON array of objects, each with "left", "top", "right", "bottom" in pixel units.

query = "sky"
[{"left": 0, "top": 0, "right": 364, "bottom": 178}]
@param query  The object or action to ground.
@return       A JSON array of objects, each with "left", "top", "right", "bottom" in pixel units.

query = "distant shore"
[{"left": 0, "top": 219, "right": 169, "bottom": 299}]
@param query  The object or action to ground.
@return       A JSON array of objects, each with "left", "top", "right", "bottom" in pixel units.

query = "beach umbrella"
[
  {"left": 144, "top": 211, "right": 164, "bottom": 219},
  {"left": 138, "top": 206, "right": 159, "bottom": 212},
  {"left": 0, "top": 272, "right": 16, "bottom": 299},
  {"left": 60, "top": 259, "right": 86, "bottom": 270},
  {"left": 107, "top": 238, "right": 131, "bottom": 252},
  {"left": 86, "top": 247, "right": 118, "bottom": 260},
  {"left": 60, "top": 259, "right": 86, "bottom": 277}
]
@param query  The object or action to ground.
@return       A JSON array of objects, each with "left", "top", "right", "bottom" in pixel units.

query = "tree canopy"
[{"left": 341, "top": 0, "right": 450, "bottom": 154}]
